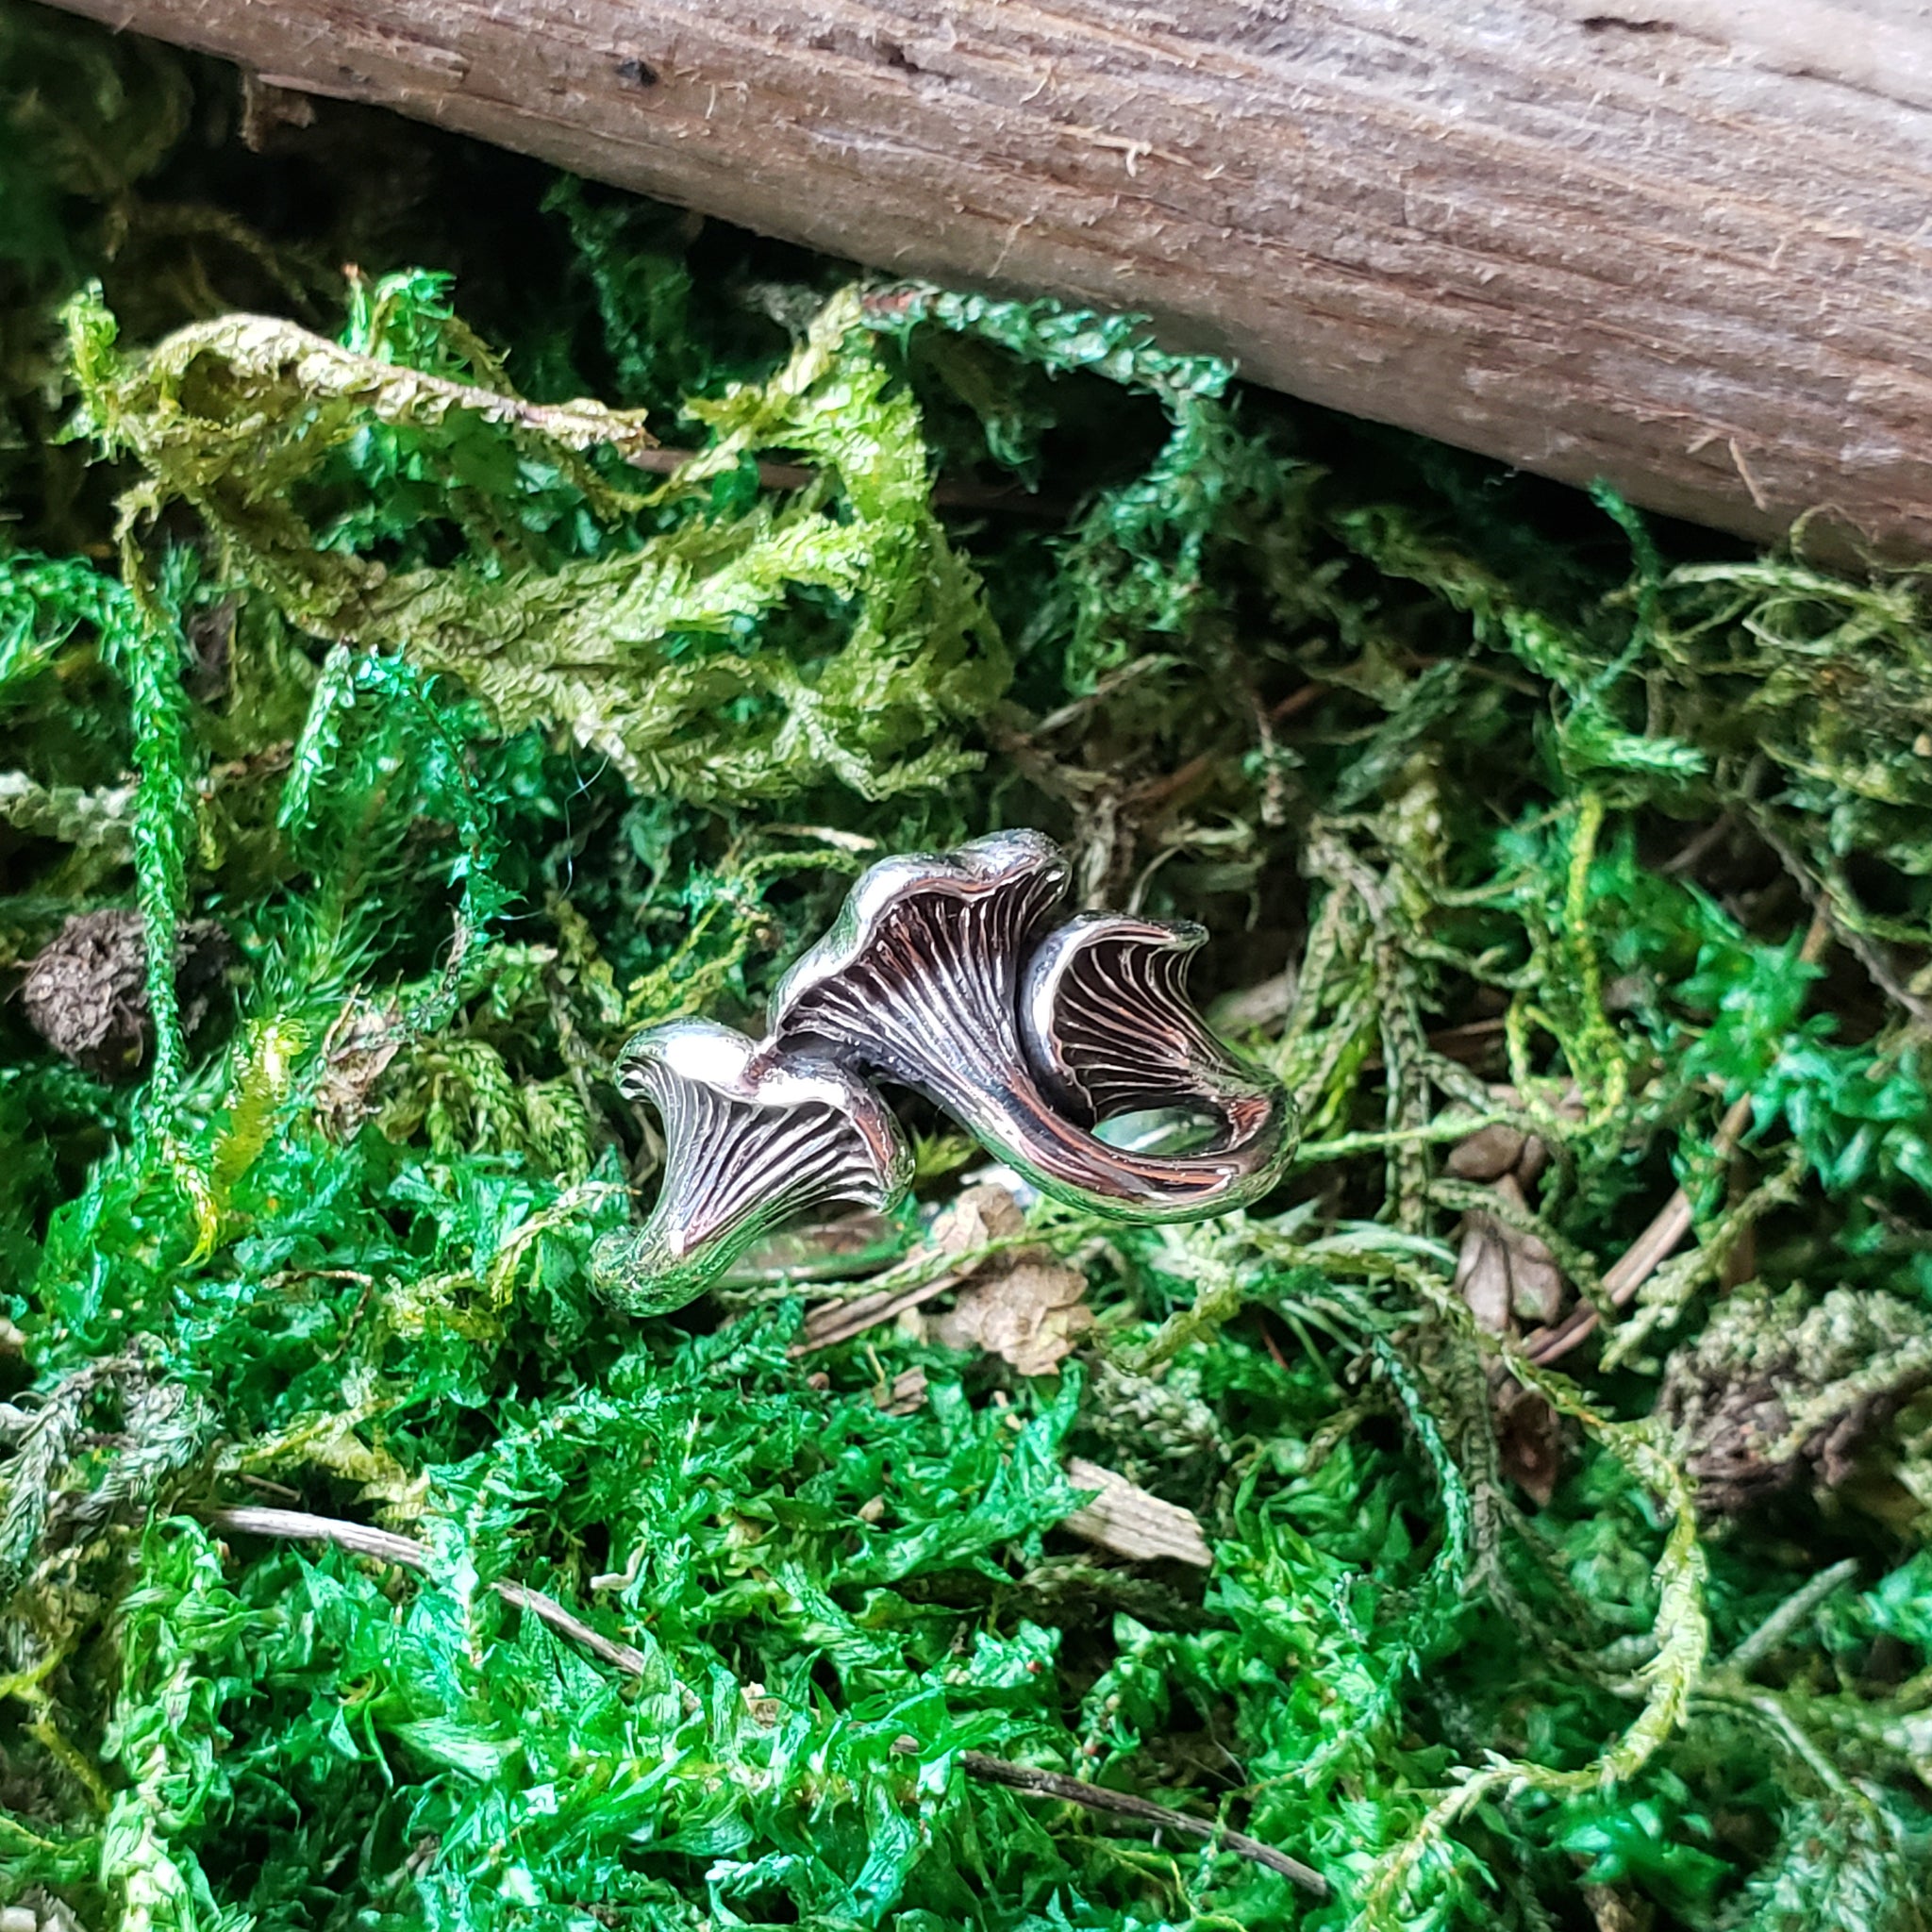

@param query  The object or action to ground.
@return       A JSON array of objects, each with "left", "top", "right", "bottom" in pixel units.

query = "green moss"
[{"left": 3, "top": 4, "right": 1932, "bottom": 1928}]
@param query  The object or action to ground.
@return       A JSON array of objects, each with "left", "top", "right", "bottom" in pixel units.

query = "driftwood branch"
[{"left": 45, "top": 0, "right": 1932, "bottom": 557}]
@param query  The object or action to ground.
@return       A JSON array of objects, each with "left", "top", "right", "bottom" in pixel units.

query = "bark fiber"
[{"left": 49, "top": 0, "right": 1932, "bottom": 551}]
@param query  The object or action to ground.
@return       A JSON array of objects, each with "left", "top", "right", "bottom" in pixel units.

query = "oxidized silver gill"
[{"left": 594, "top": 831, "right": 1294, "bottom": 1313}]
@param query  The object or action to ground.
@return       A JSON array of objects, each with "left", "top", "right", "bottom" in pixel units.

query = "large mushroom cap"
[
  {"left": 597, "top": 1018, "right": 911, "bottom": 1315},
  {"left": 766, "top": 830, "right": 1068, "bottom": 1090}
]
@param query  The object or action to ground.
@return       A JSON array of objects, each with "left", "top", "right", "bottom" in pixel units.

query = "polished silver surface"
[
  {"left": 598, "top": 832, "right": 1297, "bottom": 1312},
  {"left": 592, "top": 1019, "right": 911, "bottom": 1314},
  {"left": 767, "top": 832, "right": 1293, "bottom": 1225},
  {"left": 1020, "top": 912, "right": 1279, "bottom": 1147}
]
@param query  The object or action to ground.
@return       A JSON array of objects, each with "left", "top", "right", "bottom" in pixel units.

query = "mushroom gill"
[
  {"left": 592, "top": 1019, "right": 911, "bottom": 1314},
  {"left": 766, "top": 833, "right": 1294, "bottom": 1222}
]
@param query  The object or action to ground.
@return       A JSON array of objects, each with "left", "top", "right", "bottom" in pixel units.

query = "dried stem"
[
  {"left": 1524, "top": 908, "right": 1833, "bottom": 1366},
  {"left": 791, "top": 1230, "right": 1048, "bottom": 1354},
  {"left": 951, "top": 1749, "right": 1328, "bottom": 1897},
  {"left": 204, "top": 1506, "right": 648, "bottom": 1675},
  {"left": 629, "top": 446, "right": 1063, "bottom": 519},
  {"left": 792, "top": 1266, "right": 971, "bottom": 1352},
  {"left": 490, "top": 1580, "right": 651, "bottom": 1677},
  {"left": 207, "top": 1505, "right": 427, "bottom": 1568}
]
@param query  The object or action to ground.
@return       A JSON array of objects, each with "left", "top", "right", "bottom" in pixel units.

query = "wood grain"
[
  {"left": 44, "top": 0, "right": 1932, "bottom": 553},
  {"left": 1061, "top": 1457, "right": 1213, "bottom": 1566}
]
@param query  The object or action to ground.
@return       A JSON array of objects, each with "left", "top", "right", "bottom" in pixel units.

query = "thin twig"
[
  {"left": 1722, "top": 1557, "right": 1860, "bottom": 1677},
  {"left": 491, "top": 1579, "right": 651, "bottom": 1676},
  {"left": 793, "top": 1266, "right": 970, "bottom": 1352},
  {"left": 207, "top": 1505, "right": 428, "bottom": 1569},
  {"left": 204, "top": 1507, "right": 646, "bottom": 1675},
  {"left": 1268, "top": 679, "right": 1330, "bottom": 723},
  {"left": 1032, "top": 654, "right": 1177, "bottom": 736},
  {"left": 946, "top": 1749, "right": 1328, "bottom": 1898},
  {"left": 1659, "top": 808, "right": 1735, "bottom": 877},
  {"left": 1524, "top": 908, "right": 1833, "bottom": 1366},
  {"left": 208, "top": 1509, "right": 1319, "bottom": 1889},
  {"left": 626, "top": 447, "right": 814, "bottom": 490},
  {"left": 1126, "top": 750, "right": 1217, "bottom": 815},
  {"left": 627, "top": 446, "right": 1067, "bottom": 519}
]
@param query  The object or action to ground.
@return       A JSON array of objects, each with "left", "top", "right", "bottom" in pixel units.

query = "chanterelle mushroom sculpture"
[
  {"left": 595, "top": 832, "right": 1296, "bottom": 1313},
  {"left": 767, "top": 832, "right": 1293, "bottom": 1223},
  {"left": 593, "top": 1018, "right": 911, "bottom": 1315}
]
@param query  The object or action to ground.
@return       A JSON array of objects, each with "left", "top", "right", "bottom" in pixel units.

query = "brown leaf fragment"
[
  {"left": 925, "top": 1182, "right": 1090, "bottom": 1373},
  {"left": 4, "top": 1894, "right": 88, "bottom": 1932},
  {"left": 1491, "top": 1369, "right": 1563, "bottom": 1507},
  {"left": 1061, "top": 1457, "right": 1211, "bottom": 1567},
  {"left": 1508, "top": 1237, "right": 1565, "bottom": 1327},
  {"left": 1444, "top": 1121, "right": 1528, "bottom": 1182},
  {"left": 932, "top": 1182, "right": 1028, "bottom": 1251},
  {"left": 313, "top": 995, "right": 406, "bottom": 1141},
  {"left": 935, "top": 1256, "right": 1092, "bottom": 1375},
  {"left": 1450, "top": 1110, "right": 1567, "bottom": 1334},
  {"left": 1444, "top": 1101, "right": 1573, "bottom": 1500},
  {"left": 875, "top": 1366, "right": 927, "bottom": 1416},
  {"left": 1454, "top": 1218, "right": 1514, "bottom": 1333},
  {"left": 1490, "top": 1173, "right": 1564, "bottom": 1326}
]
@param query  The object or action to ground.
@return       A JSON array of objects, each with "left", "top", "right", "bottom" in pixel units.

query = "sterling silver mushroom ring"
[{"left": 592, "top": 829, "right": 1296, "bottom": 1314}]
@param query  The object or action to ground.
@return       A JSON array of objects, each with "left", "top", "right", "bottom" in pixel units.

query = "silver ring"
[{"left": 595, "top": 830, "right": 1295, "bottom": 1313}]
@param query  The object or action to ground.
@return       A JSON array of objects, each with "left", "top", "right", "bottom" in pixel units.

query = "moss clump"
[{"left": 4, "top": 4, "right": 1932, "bottom": 1927}]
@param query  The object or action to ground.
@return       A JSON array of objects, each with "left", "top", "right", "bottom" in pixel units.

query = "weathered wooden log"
[{"left": 46, "top": 0, "right": 1932, "bottom": 554}]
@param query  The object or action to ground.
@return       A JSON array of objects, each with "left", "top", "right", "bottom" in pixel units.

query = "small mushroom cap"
[
  {"left": 614, "top": 1017, "right": 912, "bottom": 1201},
  {"left": 1020, "top": 911, "right": 1276, "bottom": 1132},
  {"left": 1020, "top": 912, "right": 1207, "bottom": 1116},
  {"left": 598, "top": 1019, "right": 914, "bottom": 1314}
]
